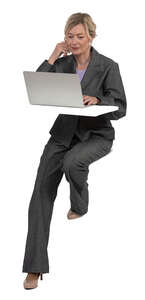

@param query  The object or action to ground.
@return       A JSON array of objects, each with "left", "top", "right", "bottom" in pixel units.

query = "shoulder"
[
  {"left": 96, "top": 52, "right": 120, "bottom": 75},
  {"left": 98, "top": 53, "right": 118, "bottom": 67},
  {"left": 92, "top": 46, "right": 118, "bottom": 67}
]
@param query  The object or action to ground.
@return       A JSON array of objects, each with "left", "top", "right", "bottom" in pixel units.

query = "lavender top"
[{"left": 76, "top": 68, "right": 86, "bottom": 81}]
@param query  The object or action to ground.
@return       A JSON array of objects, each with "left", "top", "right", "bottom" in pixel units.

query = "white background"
[{"left": 0, "top": 0, "right": 144, "bottom": 299}]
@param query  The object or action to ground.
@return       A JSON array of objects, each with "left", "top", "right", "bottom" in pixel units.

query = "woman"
[{"left": 22, "top": 12, "right": 127, "bottom": 289}]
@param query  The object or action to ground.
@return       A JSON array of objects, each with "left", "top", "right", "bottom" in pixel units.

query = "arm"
[
  {"left": 36, "top": 60, "right": 56, "bottom": 72},
  {"left": 96, "top": 62, "right": 127, "bottom": 120},
  {"left": 35, "top": 41, "right": 68, "bottom": 72}
]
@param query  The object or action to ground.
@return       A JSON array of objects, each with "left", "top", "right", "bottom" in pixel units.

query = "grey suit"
[
  {"left": 35, "top": 45, "right": 127, "bottom": 147},
  {"left": 22, "top": 46, "right": 127, "bottom": 274}
]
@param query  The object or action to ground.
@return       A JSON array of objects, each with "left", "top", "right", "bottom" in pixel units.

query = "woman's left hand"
[{"left": 83, "top": 95, "right": 100, "bottom": 105}]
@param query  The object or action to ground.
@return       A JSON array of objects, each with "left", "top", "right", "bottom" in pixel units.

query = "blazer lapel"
[{"left": 64, "top": 46, "right": 102, "bottom": 93}]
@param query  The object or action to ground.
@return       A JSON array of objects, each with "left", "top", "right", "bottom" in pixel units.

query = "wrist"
[
  {"left": 96, "top": 97, "right": 101, "bottom": 104},
  {"left": 48, "top": 56, "right": 56, "bottom": 65}
]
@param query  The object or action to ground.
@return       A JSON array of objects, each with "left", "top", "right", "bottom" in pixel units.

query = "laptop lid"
[{"left": 23, "top": 71, "right": 86, "bottom": 108}]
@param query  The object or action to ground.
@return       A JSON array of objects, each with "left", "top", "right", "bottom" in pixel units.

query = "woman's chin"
[{"left": 71, "top": 49, "right": 81, "bottom": 54}]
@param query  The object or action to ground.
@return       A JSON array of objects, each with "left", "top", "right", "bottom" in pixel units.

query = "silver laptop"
[{"left": 23, "top": 71, "right": 89, "bottom": 108}]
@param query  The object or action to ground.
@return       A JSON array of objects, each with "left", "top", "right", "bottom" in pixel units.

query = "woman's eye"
[{"left": 68, "top": 36, "right": 84, "bottom": 39}]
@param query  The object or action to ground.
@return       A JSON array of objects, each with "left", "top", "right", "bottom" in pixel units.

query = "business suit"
[
  {"left": 22, "top": 46, "right": 127, "bottom": 274},
  {"left": 35, "top": 45, "right": 127, "bottom": 147}
]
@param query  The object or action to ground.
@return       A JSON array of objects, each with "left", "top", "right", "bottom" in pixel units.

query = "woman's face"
[{"left": 65, "top": 23, "right": 92, "bottom": 55}]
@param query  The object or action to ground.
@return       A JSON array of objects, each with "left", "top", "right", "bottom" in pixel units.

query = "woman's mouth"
[{"left": 72, "top": 47, "right": 79, "bottom": 50}]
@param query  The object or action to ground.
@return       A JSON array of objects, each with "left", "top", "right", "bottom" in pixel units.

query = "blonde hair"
[{"left": 64, "top": 12, "right": 97, "bottom": 43}]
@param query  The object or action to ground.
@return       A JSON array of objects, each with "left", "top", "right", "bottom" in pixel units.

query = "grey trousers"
[{"left": 22, "top": 133, "right": 113, "bottom": 274}]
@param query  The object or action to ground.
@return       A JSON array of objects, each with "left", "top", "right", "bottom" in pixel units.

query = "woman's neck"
[{"left": 74, "top": 46, "right": 91, "bottom": 69}]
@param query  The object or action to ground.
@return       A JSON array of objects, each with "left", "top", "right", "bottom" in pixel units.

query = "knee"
[
  {"left": 63, "top": 154, "right": 90, "bottom": 176},
  {"left": 63, "top": 154, "right": 87, "bottom": 173},
  {"left": 62, "top": 157, "right": 75, "bottom": 175}
]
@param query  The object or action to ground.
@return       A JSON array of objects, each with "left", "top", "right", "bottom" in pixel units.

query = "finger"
[
  {"left": 83, "top": 98, "right": 91, "bottom": 103},
  {"left": 83, "top": 100, "right": 90, "bottom": 105},
  {"left": 85, "top": 99, "right": 94, "bottom": 105},
  {"left": 62, "top": 50, "right": 67, "bottom": 56},
  {"left": 83, "top": 96, "right": 90, "bottom": 101},
  {"left": 62, "top": 46, "right": 67, "bottom": 51},
  {"left": 64, "top": 40, "right": 68, "bottom": 47},
  {"left": 84, "top": 102, "right": 91, "bottom": 105},
  {"left": 83, "top": 99, "right": 89, "bottom": 103},
  {"left": 86, "top": 102, "right": 93, "bottom": 105}
]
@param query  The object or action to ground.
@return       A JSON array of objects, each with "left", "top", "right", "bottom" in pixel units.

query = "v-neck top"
[{"left": 76, "top": 68, "right": 86, "bottom": 81}]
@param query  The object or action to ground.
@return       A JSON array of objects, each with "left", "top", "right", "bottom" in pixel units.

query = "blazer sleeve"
[
  {"left": 96, "top": 62, "right": 127, "bottom": 120},
  {"left": 36, "top": 60, "right": 56, "bottom": 72}
]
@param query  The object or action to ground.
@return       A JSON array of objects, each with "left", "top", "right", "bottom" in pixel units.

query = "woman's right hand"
[{"left": 48, "top": 41, "right": 70, "bottom": 64}]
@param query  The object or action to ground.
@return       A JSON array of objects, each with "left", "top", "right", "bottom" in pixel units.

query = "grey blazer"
[{"left": 36, "top": 45, "right": 127, "bottom": 147}]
